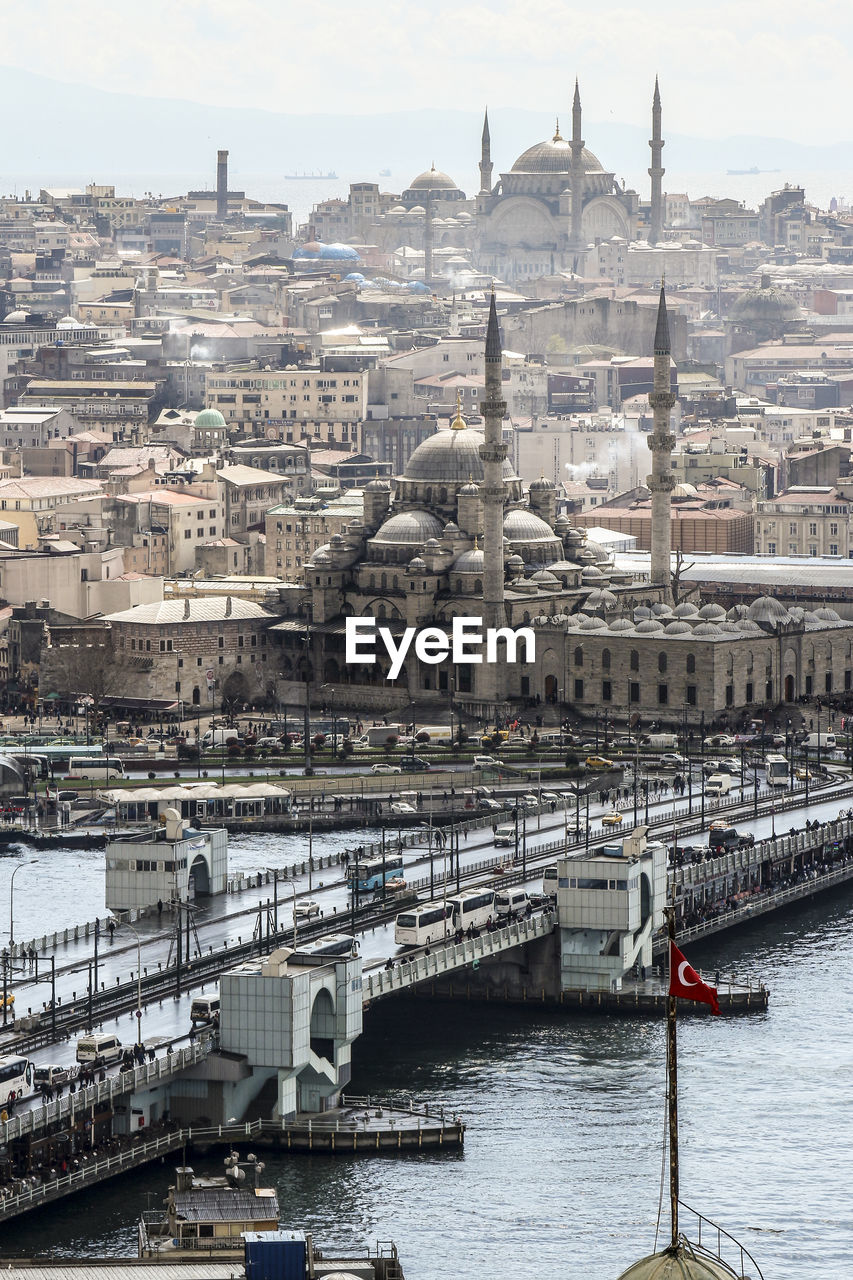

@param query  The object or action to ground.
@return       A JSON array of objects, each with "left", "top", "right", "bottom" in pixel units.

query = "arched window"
[
  {"left": 602, "top": 648, "right": 611, "bottom": 671},
  {"left": 380, "top": 572, "right": 387, "bottom": 589},
  {"left": 474, "top": 578, "right": 482, "bottom": 594},
  {"left": 686, "top": 653, "right": 696, "bottom": 674},
  {"left": 630, "top": 649, "right": 639, "bottom": 672},
  {"left": 574, "top": 646, "right": 584, "bottom": 667},
  {"left": 658, "top": 651, "right": 667, "bottom": 674}
]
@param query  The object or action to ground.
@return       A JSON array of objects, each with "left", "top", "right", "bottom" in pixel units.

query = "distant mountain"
[{"left": 2, "top": 65, "right": 852, "bottom": 192}]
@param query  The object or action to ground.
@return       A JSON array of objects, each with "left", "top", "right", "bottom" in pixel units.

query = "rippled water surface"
[{"left": 3, "top": 843, "right": 852, "bottom": 1277}]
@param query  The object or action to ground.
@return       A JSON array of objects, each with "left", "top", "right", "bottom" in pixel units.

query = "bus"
[
  {"left": 448, "top": 888, "right": 495, "bottom": 932},
  {"left": 764, "top": 753, "right": 789, "bottom": 787},
  {"left": 66, "top": 757, "right": 125, "bottom": 780},
  {"left": 347, "top": 855, "right": 404, "bottom": 893},
  {"left": 394, "top": 901, "right": 453, "bottom": 948},
  {"left": 0, "top": 1056, "right": 33, "bottom": 1104},
  {"left": 294, "top": 933, "right": 358, "bottom": 960},
  {"left": 542, "top": 865, "right": 558, "bottom": 898}
]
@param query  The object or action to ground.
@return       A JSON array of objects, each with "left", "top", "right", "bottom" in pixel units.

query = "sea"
[{"left": 2, "top": 830, "right": 852, "bottom": 1280}]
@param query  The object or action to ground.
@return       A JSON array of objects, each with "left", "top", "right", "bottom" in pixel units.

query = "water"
[{"left": 3, "top": 871, "right": 853, "bottom": 1277}]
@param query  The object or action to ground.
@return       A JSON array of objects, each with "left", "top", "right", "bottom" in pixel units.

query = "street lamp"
[
  {"left": 112, "top": 915, "right": 143, "bottom": 1045},
  {"left": 266, "top": 871, "right": 297, "bottom": 951},
  {"left": 9, "top": 859, "right": 38, "bottom": 947}
]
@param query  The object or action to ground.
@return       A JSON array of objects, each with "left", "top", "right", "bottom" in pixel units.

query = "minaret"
[
  {"left": 216, "top": 149, "right": 229, "bottom": 220},
  {"left": 569, "top": 79, "right": 585, "bottom": 252},
  {"left": 479, "top": 108, "right": 493, "bottom": 194},
  {"left": 479, "top": 292, "right": 508, "bottom": 632},
  {"left": 648, "top": 77, "right": 664, "bottom": 245},
  {"left": 423, "top": 194, "right": 434, "bottom": 286},
  {"left": 647, "top": 283, "right": 676, "bottom": 598}
]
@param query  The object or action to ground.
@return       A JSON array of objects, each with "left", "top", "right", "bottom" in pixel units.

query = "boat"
[
  {"left": 726, "top": 165, "right": 780, "bottom": 175},
  {"left": 284, "top": 170, "right": 338, "bottom": 180},
  {"left": 379, "top": 168, "right": 392, "bottom": 177}
]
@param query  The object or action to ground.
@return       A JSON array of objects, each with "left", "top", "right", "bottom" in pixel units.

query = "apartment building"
[
  {"left": 265, "top": 490, "right": 364, "bottom": 580},
  {"left": 755, "top": 486, "right": 852, "bottom": 558},
  {"left": 206, "top": 368, "right": 367, "bottom": 426}
]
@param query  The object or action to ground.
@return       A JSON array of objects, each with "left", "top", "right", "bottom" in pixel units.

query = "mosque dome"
[
  {"left": 293, "top": 241, "right": 360, "bottom": 261},
  {"left": 697, "top": 603, "right": 726, "bottom": 620},
  {"left": 650, "top": 602, "right": 673, "bottom": 617},
  {"left": 664, "top": 620, "right": 693, "bottom": 635},
  {"left": 813, "top": 606, "right": 841, "bottom": 622},
  {"left": 531, "top": 568, "right": 559, "bottom": 584},
  {"left": 529, "top": 474, "right": 557, "bottom": 491},
  {"left": 635, "top": 618, "right": 665, "bottom": 633},
  {"left": 584, "top": 588, "right": 618, "bottom": 609},
  {"left": 616, "top": 1244, "right": 745, "bottom": 1280},
  {"left": 407, "top": 556, "right": 427, "bottom": 573},
  {"left": 453, "top": 547, "right": 485, "bottom": 572},
  {"left": 692, "top": 622, "right": 723, "bottom": 637},
  {"left": 583, "top": 539, "right": 613, "bottom": 566},
  {"left": 408, "top": 166, "right": 459, "bottom": 192},
  {"left": 312, "top": 549, "right": 331, "bottom": 565},
  {"left": 608, "top": 617, "right": 635, "bottom": 632},
  {"left": 717, "top": 621, "right": 742, "bottom": 633},
  {"left": 580, "top": 565, "right": 605, "bottom": 581},
  {"left": 633, "top": 606, "right": 652, "bottom": 621},
  {"left": 737, "top": 618, "right": 764, "bottom": 633},
  {"left": 726, "top": 604, "right": 749, "bottom": 620},
  {"left": 747, "top": 595, "right": 789, "bottom": 625},
  {"left": 194, "top": 408, "right": 227, "bottom": 429},
  {"left": 511, "top": 128, "right": 603, "bottom": 175},
  {"left": 503, "top": 509, "right": 560, "bottom": 543},
  {"left": 459, "top": 478, "right": 481, "bottom": 497},
  {"left": 577, "top": 613, "right": 607, "bottom": 630},
  {"left": 3, "top": 310, "right": 27, "bottom": 324},
  {"left": 730, "top": 278, "right": 801, "bottom": 326},
  {"left": 672, "top": 601, "right": 700, "bottom": 618},
  {"left": 404, "top": 426, "right": 515, "bottom": 484},
  {"left": 371, "top": 510, "right": 444, "bottom": 545}
]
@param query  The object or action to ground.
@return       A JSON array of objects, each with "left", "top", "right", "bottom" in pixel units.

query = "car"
[
  {"left": 478, "top": 797, "right": 503, "bottom": 812},
  {"left": 34, "top": 1064, "right": 77, "bottom": 1090},
  {"left": 474, "top": 755, "right": 498, "bottom": 768},
  {"left": 540, "top": 791, "right": 562, "bottom": 805},
  {"left": 601, "top": 812, "right": 624, "bottom": 827},
  {"left": 795, "top": 767, "right": 815, "bottom": 781},
  {"left": 585, "top": 755, "right": 614, "bottom": 770},
  {"left": 389, "top": 800, "right": 417, "bottom": 814},
  {"left": 702, "top": 758, "right": 721, "bottom": 776},
  {"left": 255, "top": 736, "right": 284, "bottom": 749},
  {"left": 295, "top": 900, "right": 321, "bottom": 919},
  {"left": 400, "top": 757, "right": 431, "bottom": 772},
  {"left": 703, "top": 733, "right": 736, "bottom": 749},
  {"left": 715, "top": 760, "right": 738, "bottom": 775},
  {"left": 613, "top": 736, "right": 636, "bottom": 749},
  {"left": 371, "top": 763, "right": 401, "bottom": 774},
  {"left": 520, "top": 793, "right": 539, "bottom": 809},
  {"left": 658, "top": 753, "right": 687, "bottom": 769}
]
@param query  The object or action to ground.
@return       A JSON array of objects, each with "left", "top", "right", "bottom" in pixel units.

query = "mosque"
[{"left": 271, "top": 287, "right": 852, "bottom": 727}]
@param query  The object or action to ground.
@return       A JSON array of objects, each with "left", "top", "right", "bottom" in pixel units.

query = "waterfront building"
[{"left": 105, "top": 808, "right": 228, "bottom": 911}]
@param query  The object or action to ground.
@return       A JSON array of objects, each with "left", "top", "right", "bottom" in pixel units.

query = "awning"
[{"left": 100, "top": 696, "right": 180, "bottom": 711}]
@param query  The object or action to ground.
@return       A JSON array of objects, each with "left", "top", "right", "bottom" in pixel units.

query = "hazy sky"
[{"left": 12, "top": 0, "right": 853, "bottom": 142}]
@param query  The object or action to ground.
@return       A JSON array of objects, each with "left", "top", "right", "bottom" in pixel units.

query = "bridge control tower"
[{"left": 556, "top": 828, "right": 666, "bottom": 991}]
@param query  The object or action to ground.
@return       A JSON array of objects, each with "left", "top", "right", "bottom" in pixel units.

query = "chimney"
[
  {"left": 216, "top": 149, "right": 229, "bottom": 220},
  {"left": 183, "top": 598, "right": 190, "bottom": 619},
  {"left": 225, "top": 595, "right": 232, "bottom": 617}
]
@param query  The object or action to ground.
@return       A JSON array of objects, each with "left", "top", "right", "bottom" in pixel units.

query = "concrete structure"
[
  {"left": 575, "top": 486, "right": 755, "bottom": 556},
  {"left": 220, "top": 946, "right": 362, "bottom": 1119},
  {"left": 648, "top": 78, "right": 664, "bottom": 247},
  {"left": 755, "top": 486, "right": 852, "bottom": 558},
  {"left": 105, "top": 810, "right": 228, "bottom": 911},
  {"left": 0, "top": 406, "right": 75, "bottom": 449},
  {"left": 647, "top": 285, "right": 676, "bottom": 596},
  {"left": 557, "top": 829, "right": 666, "bottom": 990}
]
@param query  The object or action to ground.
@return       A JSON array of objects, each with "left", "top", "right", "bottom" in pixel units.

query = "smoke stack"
[{"left": 217, "top": 149, "right": 229, "bottom": 219}]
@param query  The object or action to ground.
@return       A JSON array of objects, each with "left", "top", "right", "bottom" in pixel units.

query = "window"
[
  {"left": 630, "top": 649, "right": 639, "bottom": 672},
  {"left": 574, "top": 678, "right": 584, "bottom": 700},
  {"left": 745, "top": 681, "right": 753, "bottom": 703},
  {"left": 686, "top": 684, "right": 697, "bottom": 705},
  {"left": 602, "top": 680, "right": 612, "bottom": 702},
  {"left": 809, "top": 523, "right": 817, "bottom": 537},
  {"left": 831, "top": 523, "right": 839, "bottom": 536},
  {"left": 826, "top": 672, "right": 833, "bottom": 694},
  {"left": 830, "top": 544, "right": 838, "bottom": 557},
  {"left": 725, "top": 684, "right": 734, "bottom": 707},
  {"left": 574, "top": 646, "right": 583, "bottom": 667},
  {"left": 629, "top": 681, "right": 639, "bottom": 703},
  {"left": 602, "top": 647, "right": 611, "bottom": 671},
  {"left": 686, "top": 653, "right": 696, "bottom": 674},
  {"left": 658, "top": 683, "right": 668, "bottom": 705},
  {"left": 658, "top": 651, "right": 667, "bottom": 674}
]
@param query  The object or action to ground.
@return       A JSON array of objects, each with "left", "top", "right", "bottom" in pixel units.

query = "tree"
[
  {"left": 671, "top": 550, "right": 697, "bottom": 606},
  {"left": 41, "top": 634, "right": 124, "bottom": 722}
]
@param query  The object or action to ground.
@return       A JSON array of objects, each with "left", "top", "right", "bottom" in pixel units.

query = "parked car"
[
  {"left": 389, "top": 801, "right": 417, "bottom": 814},
  {"left": 519, "top": 793, "right": 539, "bottom": 809},
  {"left": 601, "top": 812, "right": 624, "bottom": 827},
  {"left": 294, "top": 900, "right": 321, "bottom": 919},
  {"left": 371, "top": 763, "right": 401, "bottom": 774},
  {"left": 478, "top": 797, "right": 503, "bottom": 812},
  {"left": 703, "top": 733, "right": 737, "bottom": 750},
  {"left": 256, "top": 737, "right": 284, "bottom": 749},
  {"left": 658, "top": 753, "right": 687, "bottom": 769},
  {"left": 400, "top": 757, "right": 431, "bottom": 772},
  {"left": 473, "top": 755, "right": 498, "bottom": 768}
]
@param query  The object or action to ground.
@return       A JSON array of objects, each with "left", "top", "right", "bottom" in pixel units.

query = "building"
[
  {"left": 265, "top": 489, "right": 364, "bottom": 579},
  {"left": 0, "top": 406, "right": 75, "bottom": 449},
  {"left": 755, "top": 486, "right": 852, "bottom": 558},
  {"left": 575, "top": 484, "right": 755, "bottom": 556},
  {"left": 216, "top": 464, "right": 290, "bottom": 537},
  {"left": 105, "top": 810, "right": 228, "bottom": 912},
  {"left": 206, "top": 368, "right": 366, "bottom": 433}
]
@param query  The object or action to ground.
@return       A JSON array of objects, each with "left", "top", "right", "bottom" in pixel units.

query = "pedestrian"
[{"left": 157, "top": 899, "right": 163, "bottom": 918}]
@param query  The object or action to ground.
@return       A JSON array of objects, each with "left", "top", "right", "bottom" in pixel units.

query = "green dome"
[{"left": 194, "top": 408, "right": 227, "bottom": 428}]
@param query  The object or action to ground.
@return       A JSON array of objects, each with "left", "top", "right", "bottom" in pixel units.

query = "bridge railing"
[
  {"left": 364, "top": 911, "right": 555, "bottom": 1002},
  {"left": 0, "top": 1042, "right": 210, "bottom": 1143}
]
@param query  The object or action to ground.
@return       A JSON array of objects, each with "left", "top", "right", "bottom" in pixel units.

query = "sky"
[{"left": 9, "top": 0, "right": 853, "bottom": 143}]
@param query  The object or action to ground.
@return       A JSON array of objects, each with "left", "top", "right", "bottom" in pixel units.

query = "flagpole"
[{"left": 666, "top": 905, "right": 679, "bottom": 1250}]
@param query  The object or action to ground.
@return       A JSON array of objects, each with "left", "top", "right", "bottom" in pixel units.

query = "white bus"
[
  {"left": 448, "top": 888, "right": 495, "bottom": 931},
  {"left": 294, "top": 933, "right": 358, "bottom": 960},
  {"left": 0, "top": 1055, "right": 33, "bottom": 1104},
  {"left": 543, "top": 865, "right": 558, "bottom": 898},
  {"left": 394, "top": 901, "right": 453, "bottom": 948},
  {"left": 764, "top": 753, "right": 789, "bottom": 787},
  {"left": 66, "top": 757, "right": 125, "bottom": 780},
  {"left": 190, "top": 992, "right": 220, "bottom": 1025}
]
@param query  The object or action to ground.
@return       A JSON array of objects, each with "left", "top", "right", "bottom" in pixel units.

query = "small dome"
[
  {"left": 692, "top": 622, "right": 723, "bottom": 637},
  {"left": 813, "top": 606, "right": 841, "bottom": 622},
  {"left": 507, "top": 553, "right": 524, "bottom": 567},
  {"left": 194, "top": 408, "right": 227, "bottom": 428},
  {"left": 554, "top": 513, "right": 572, "bottom": 529},
  {"left": 737, "top": 618, "right": 764, "bottom": 633},
  {"left": 585, "top": 588, "right": 618, "bottom": 610},
  {"left": 365, "top": 477, "right": 391, "bottom": 491},
  {"left": 407, "top": 556, "right": 426, "bottom": 573},
  {"left": 454, "top": 547, "right": 485, "bottom": 572},
  {"left": 672, "top": 482, "right": 699, "bottom": 498},
  {"left": 531, "top": 568, "right": 558, "bottom": 583},
  {"left": 650, "top": 602, "right": 673, "bottom": 617},
  {"left": 635, "top": 618, "right": 665, "bottom": 633},
  {"left": 293, "top": 241, "right": 360, "bottom": 261},
  {"left": 443, "top": 520, "right": 461, "bottom": 536},
  {"left": 698, "top": 603, "right": 726, "bottom": 620},
  {"left": 424, "top": 537, "right": 441, "bottom": 550},
  {"left": 529, "top": 474, "right": 557, "bottom": 491},
  {"left": 312, "top": 549, "right": 331, "bottom": 565},
  {"left": 616, "top": 1243, "right": 744, "bottom": 1280},
  {"left": 503, "top": 509, "right": 562, "bottom": 544},
  {"left": 633, "top": 605, "right": 652, "bottom": 621},
  {"left": 726, "top": 604, "right": 749, "bottom": 620},
  {"left": 458, "top": 480, "right": 480, "bottom": 497},
  {"left": 672, "top": 601, "right": 700, "bottom": 618},
  {"left": 664, "top": 620, "right": 693, "bottom": 635},
  {"left": 608, "top": 616, "right": 635, "bottom": 631},
  {"left": 717, "top": 621, "right": 742, "bottom": 633},
  {"left": 372, "top": 510, "right": 444, "bottom": 545},
  {"left": 580, "top": 565, "right": 605, "bottom": 581},
  {"left": 3, "top": 309, "right": 27, "bottom": 324},
  {"left": 577, "top": 613, "right": 607, "bottom": 630}
]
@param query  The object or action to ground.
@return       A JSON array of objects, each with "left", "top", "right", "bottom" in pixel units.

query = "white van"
[
  {"left": 202, "top": 729, "right": 243, "bottom": 749},
  {"left": 493, "top": 823, "right": 515, "bottom": 847},
  {"left": 705, "top": 773, "right": 732, "bottom": 797},
  {"left": 76, "top": 1032, "right": 123, "bottom": 1065},
  {"left": 190, "top": 993, "right": 220, "bottom": 1025},
  {"left": 803, "top": 732, "right": 835, "bottom": 751},
  {"left": 494, "top": 888, "right": 529, "bottom": 919},
  {"left": 643, "top": 733, "right": 679, "bottom": 750}
]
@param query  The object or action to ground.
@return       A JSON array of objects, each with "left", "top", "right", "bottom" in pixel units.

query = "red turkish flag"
[{"left": 669, "top": 940, "right": 721, "bottom": 1015}]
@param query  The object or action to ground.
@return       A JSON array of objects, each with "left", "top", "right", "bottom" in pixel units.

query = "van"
[
  {"left": 202, "top": 729, "right": 243, "bottom": 749},
  {"left": 643, "top": 733, "right": 679, "bottom": 750},
  {"left": 190, "top": 993, "right": 220, "bottom": 1025},
  {"left": 494, "top": 888, "right": 530, "bottom": 919},
  {"left": 803, "top": 732, "right": 835, "bottom": 751},
  {"left": 707, "top": 827, "right": 741, "bottom": 851},
  {"left": 493, "top": 823, "right": 515, "bottom": 847},
  {"left": 34, "top": 1064, "right": 77, "bottom": 1089},
  {"left": 76, "top": 1032, "right": 123, "bottom": 1065},
  {"left": 705, "top": 773, "right": 732, "bottom": 797}
]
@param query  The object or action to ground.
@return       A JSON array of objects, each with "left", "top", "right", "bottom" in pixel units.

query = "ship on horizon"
[
  {"left": 727, "top": 165, "right": 781, "bottom": 175},
  {"left": 284, "top": 169, "right": 339, "bottom": 180}
]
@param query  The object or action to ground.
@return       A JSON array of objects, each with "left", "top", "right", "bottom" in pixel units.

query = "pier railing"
[{"left": 0, "top": 1042, "right": 210, "bottom": 1144}]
